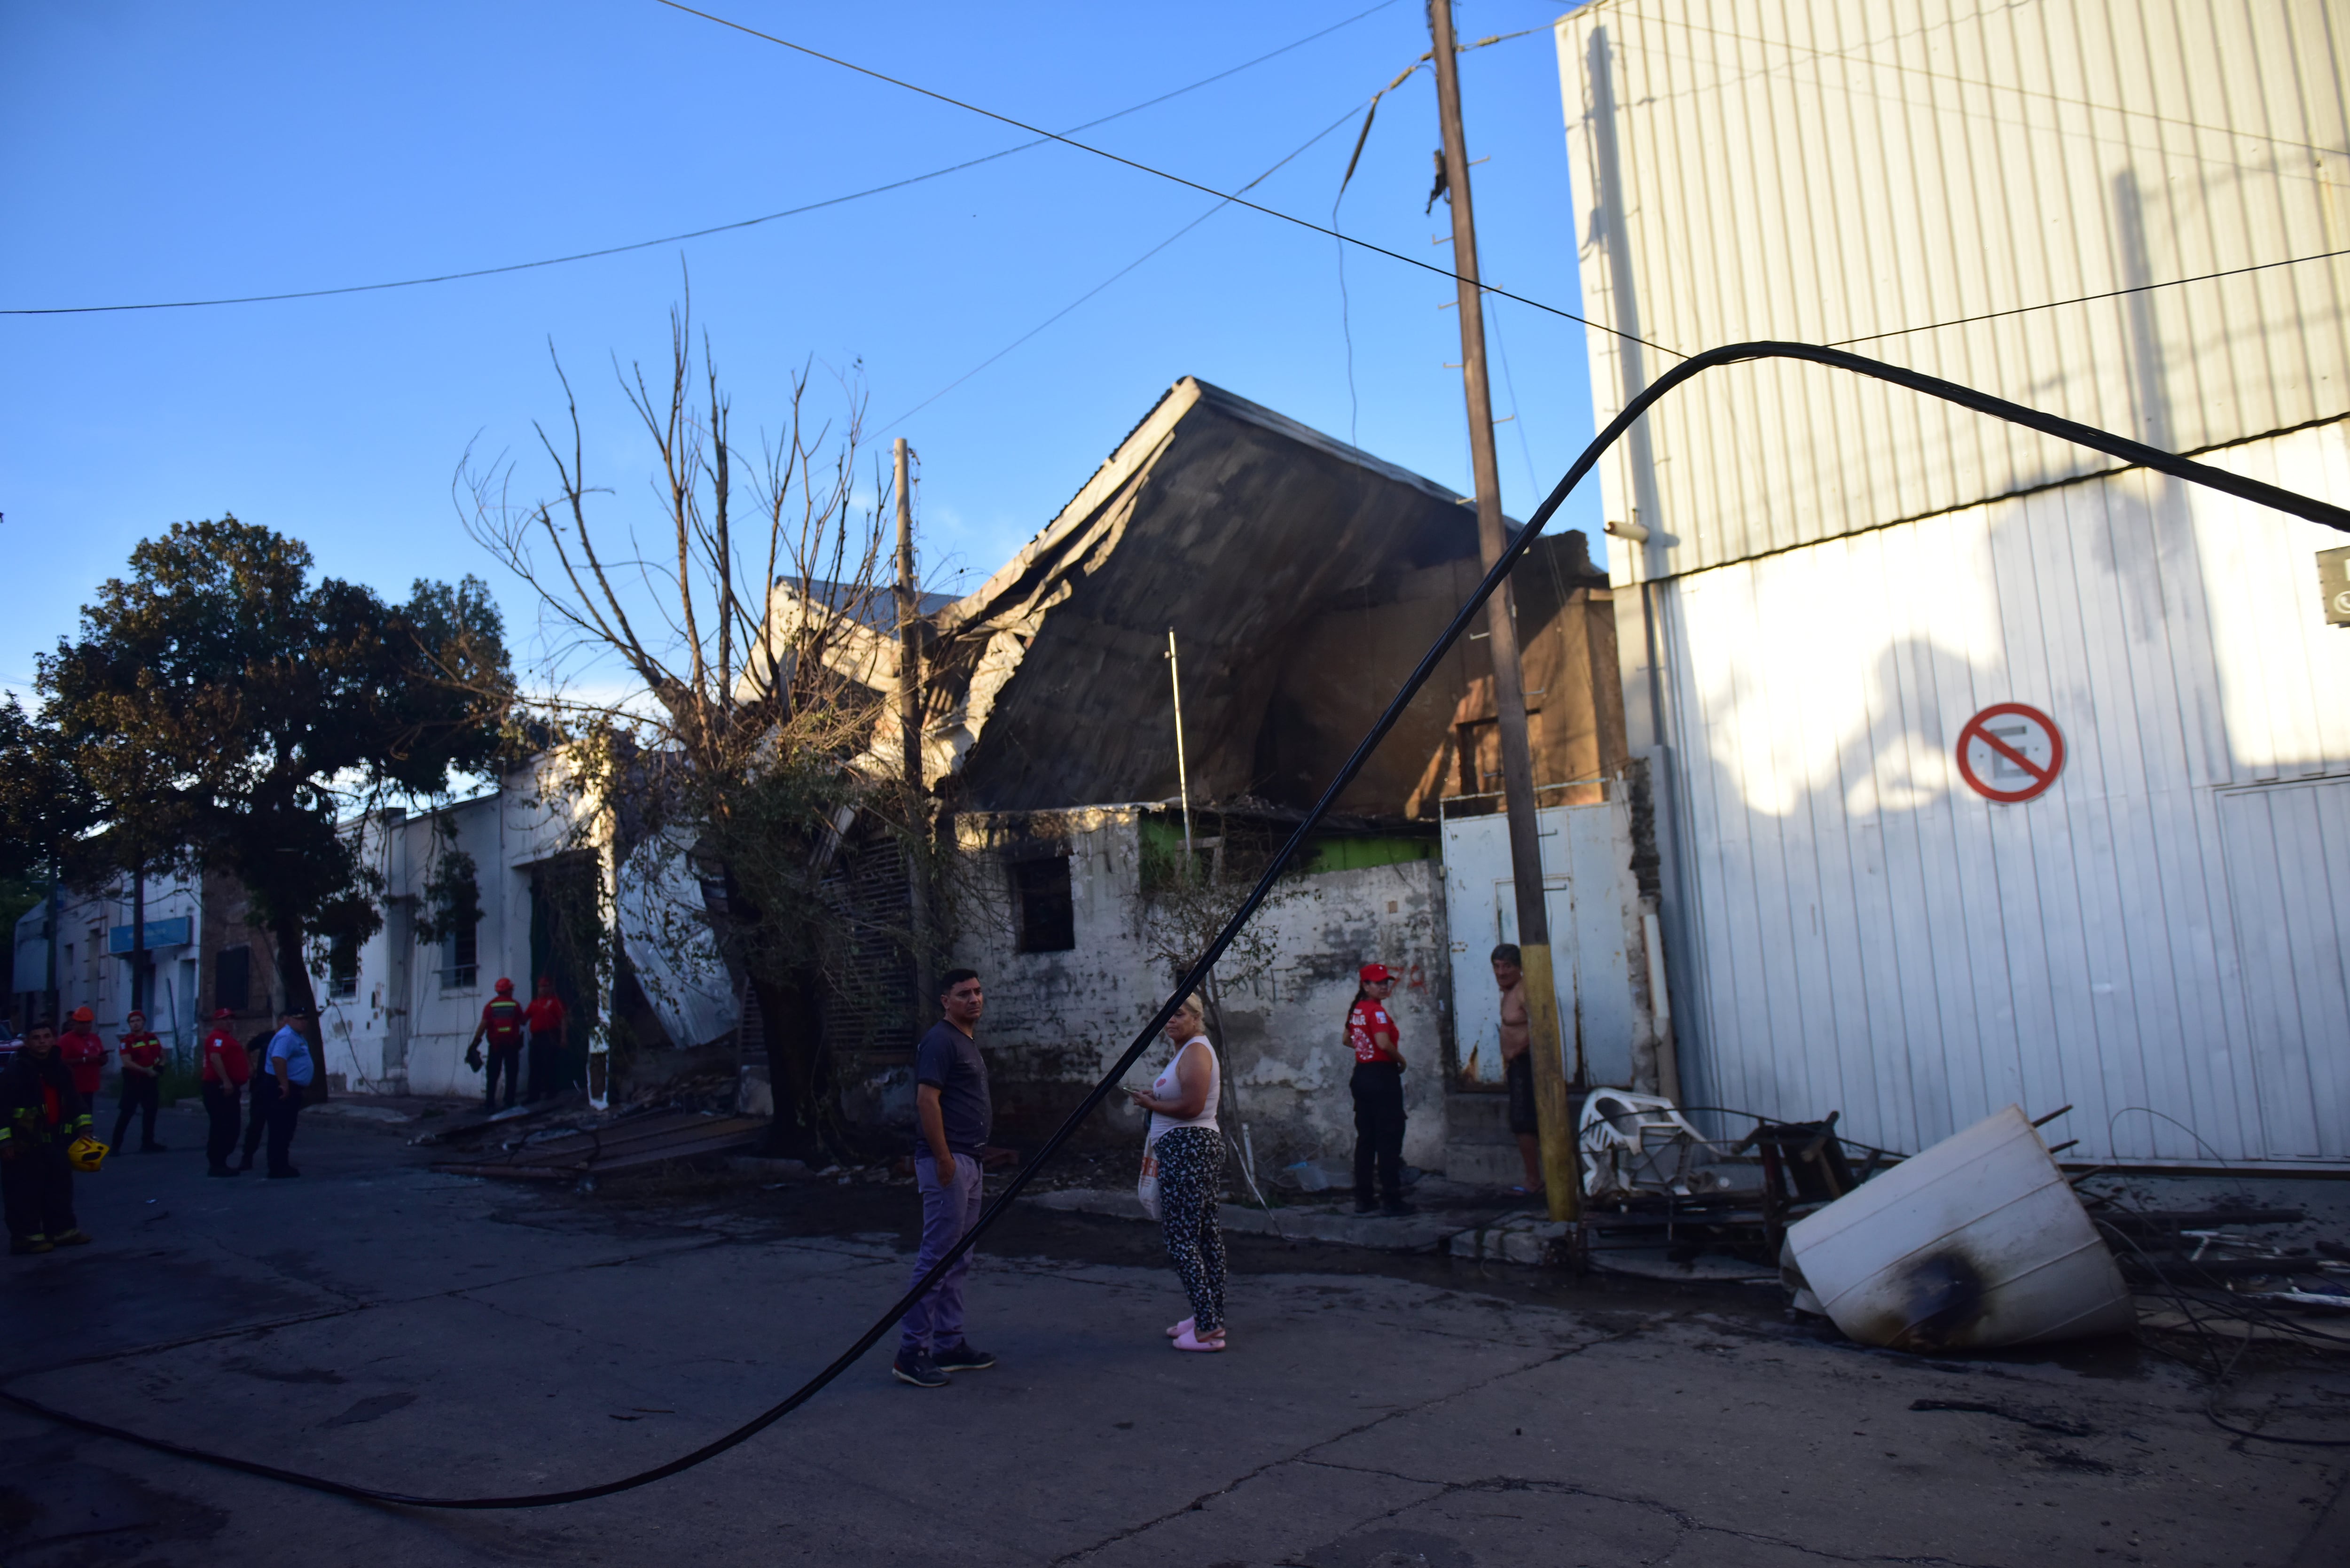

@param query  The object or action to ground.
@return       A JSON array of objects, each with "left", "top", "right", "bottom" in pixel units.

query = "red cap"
[
  {"left": 213, "top": 1007, "right": 235, "bottom": 1020},
  {"left": 1358, "top": 963, "right": 1392, "bottom": 984},
  {"left": 70, "top": 1006, "right": 94, "bottom": 1022},
  {"left": 494, "top": 977, "right": 515, "bottom": 995}
]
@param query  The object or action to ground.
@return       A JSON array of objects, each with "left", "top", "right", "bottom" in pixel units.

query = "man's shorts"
[{"left": 1504, "top": 1051, "right": 1539, "bottom": 1136}]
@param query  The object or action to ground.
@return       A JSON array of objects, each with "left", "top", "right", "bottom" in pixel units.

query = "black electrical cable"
[{"left": 8, "top": 341, "right": 2348, "bottom": 1508}]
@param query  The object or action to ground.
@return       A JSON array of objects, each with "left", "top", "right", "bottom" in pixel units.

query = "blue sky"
[{"left": 1, "top": 0, "right": 1603, "bottom": 695}]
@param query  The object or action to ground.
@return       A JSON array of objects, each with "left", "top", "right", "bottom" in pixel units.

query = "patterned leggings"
[{"left": 1154, "top": 1125, "right": 1227, "bottom": 1335}]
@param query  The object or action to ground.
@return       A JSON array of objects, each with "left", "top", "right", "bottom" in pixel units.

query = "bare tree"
[{"left": 459, "top": 292, "right": 929, "bottom": 1154}]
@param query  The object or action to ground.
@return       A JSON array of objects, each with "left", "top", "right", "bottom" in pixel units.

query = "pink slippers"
[
  {"left": 1172, "top": 1326, "right": 1226, "bottom": 1352},
  {"left": 1166, "top": 1317, "right": 1192, "bottom": 1338}
]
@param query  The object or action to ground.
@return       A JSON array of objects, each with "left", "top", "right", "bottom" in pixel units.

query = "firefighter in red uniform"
[
  {"left": 111, "top": 1008, "right": 169, "bottom": 1153},
  {"left": 467, "top": 979, "right": 528, "bottom": 1113},
  {"left": 1346, "top": 963, "right": 1413, "bottom": 1217},
  {"left": 200, "top": 1007, "right": 250, "bottom": 1176},
  {"left": 58, "top": 1007, "right": 107, "bottom": 1117},
  {"left": 3, "top": 1022, "right": 97, "bottom": 1255},
  {"left": 523, "top": 975, "right": 570, "bottom": 1104}
]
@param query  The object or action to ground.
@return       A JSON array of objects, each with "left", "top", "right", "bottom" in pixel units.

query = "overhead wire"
[
  {"left": 648, "top": 0, "right": 1682, "bottom": 359},
  {"left": 1830, "top": 247, "right": 2350, "bottom": 348},
  {"left": 876, "top": 93, "right": 1375, "bottom": 432},
  {"left": 0, "top": 0, "right": 1402, "bottom": 317},
  {"left": 8, "top": 341, "right": 2348, "bottom": 1506}
]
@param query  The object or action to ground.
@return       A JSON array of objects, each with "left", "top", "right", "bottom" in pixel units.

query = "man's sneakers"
[
  {"left": 893, "top": 1343, "right": 997, "bottom": 1385},
  {"left": 51, "top": 1229, "right": 92, "bottom": 1247}
]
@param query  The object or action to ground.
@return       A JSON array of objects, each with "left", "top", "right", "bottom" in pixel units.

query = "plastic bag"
[{"left": 1136, "top": 1141, "right": 1161, "bottom": 1221}]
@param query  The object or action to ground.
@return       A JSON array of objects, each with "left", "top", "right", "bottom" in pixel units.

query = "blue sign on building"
[{"left": 108, "top": 917, "right": 193, "bottom": 954}]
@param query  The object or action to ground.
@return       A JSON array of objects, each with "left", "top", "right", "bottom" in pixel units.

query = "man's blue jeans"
[{"left": 900, "top": 1152, "right": 983, "bottom": 1355}]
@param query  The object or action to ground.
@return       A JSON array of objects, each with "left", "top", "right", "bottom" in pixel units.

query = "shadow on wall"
[{"left": 1666, "top": 464, "right": 2325, "bottom": 1167}]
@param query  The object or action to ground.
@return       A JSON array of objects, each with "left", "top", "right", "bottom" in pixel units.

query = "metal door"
[{"left": 2219, "top": 778, "right": 2350, "bottom": 1162}]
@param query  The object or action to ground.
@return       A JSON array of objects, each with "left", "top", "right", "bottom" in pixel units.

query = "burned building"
[{"left": 783, "top": 376, "right": 1624, "bottom": 1175}]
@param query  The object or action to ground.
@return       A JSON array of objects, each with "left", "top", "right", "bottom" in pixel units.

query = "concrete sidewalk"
[{"left": 3, "top": 1115, "right": 2344, "bottom": 1566}]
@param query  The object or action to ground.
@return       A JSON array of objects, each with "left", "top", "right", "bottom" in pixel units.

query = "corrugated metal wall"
[
  {"left": 1556, "top": 0, "right": 2350, "bottom": 583},
  {"left": 1653, "top": 421, "right": 2350, "bottom": 1164}
]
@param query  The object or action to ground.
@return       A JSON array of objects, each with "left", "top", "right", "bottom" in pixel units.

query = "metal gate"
[{"left": 1441, "top": 799, "right": 1641, "bottom": 1089}]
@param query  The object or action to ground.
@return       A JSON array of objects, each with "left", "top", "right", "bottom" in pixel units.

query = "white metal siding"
[
  {"left": 1655, "top": 421, "right": 2350, "bottom": 1165},
  {"left": 1556, "top": 0, "right": 2350, "bottom": 583}
]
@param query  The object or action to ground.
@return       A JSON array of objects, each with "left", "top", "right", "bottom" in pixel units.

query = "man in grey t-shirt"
[{"left": 893, "top": 969, "right": 998, "bottom": 1388}]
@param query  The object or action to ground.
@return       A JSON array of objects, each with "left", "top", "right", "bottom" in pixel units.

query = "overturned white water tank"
[{"left": 1785, "top": 1104, "right": 2132, "bottom": 1351}]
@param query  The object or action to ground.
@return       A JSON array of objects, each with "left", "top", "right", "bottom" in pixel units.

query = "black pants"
[
  {"left": 2, "top": 1144, "right": 77, "bottom": 1242},
  {"left": 243, "top": 1074, "right": 278, "bottom": 1163},
  {"left": 525, "top": 1030, "right": 560, "bottom": 1102},
  {"left": 1351, "top": 1061, "right": 1407, "bottom": 1205},
  {"left": 266, "top": 1087, "right": 304, "bottom": 1174},
  {"left": 111, "top": 1075, "right": 161, "bottom": 1150},
  {"left": 485, "top": 1046, "right": 521, "bottom": 1110},
  {"left": 204, "top": 1082, "right": 243, "bottom": 1170}
]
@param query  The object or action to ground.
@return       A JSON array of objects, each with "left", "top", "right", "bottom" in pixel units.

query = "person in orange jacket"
[
  {"left": 466, "top": 979, "right": 528, "bottom": 1113},
  {"left": 110, "top": 1009, "right": 169, "bottom": 1154}
]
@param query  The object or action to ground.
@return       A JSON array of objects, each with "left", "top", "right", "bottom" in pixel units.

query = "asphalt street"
[{"left": 2, "top": 1103, "right": 2344, "bottom": 1566}]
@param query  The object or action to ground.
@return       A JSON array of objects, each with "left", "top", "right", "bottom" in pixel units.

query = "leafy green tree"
[{"left": 39, "top": 518, "right": 513, "bottom": 1014}]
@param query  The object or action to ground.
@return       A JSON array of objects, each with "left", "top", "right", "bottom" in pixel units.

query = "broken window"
[
  {"left": 1012, "top": 856, "right": 1075, "bottom": 953},
  {"left": 327, "top": 931, "right": 360, "bottom": 998},
  {"left": 441, "top": 921, "right": 478, "bottom": 990}
]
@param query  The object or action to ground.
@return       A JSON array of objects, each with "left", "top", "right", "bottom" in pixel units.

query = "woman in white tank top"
[{"left": 1126, "top": 992, "right": 1227, "bottom": 1351}]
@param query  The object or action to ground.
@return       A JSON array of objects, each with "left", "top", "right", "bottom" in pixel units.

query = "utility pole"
[
  {"left": 1167, "top": 629, "right": 1195, "bottom": 866},
  {"left": 1429, "top": 0, "right": 1578, "bottom": 1222},
  {"left": 894, "top": 438, "right": 933, "bottom": 1013},
  {"left": 131, "top": 861, "right": 147, "bottom": 1018}
]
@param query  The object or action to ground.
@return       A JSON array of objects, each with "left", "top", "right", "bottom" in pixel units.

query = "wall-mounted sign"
[
  {"left": 1956, "top": 703, "right": 2065, "bottom": 804},
  {"left": 2320, "top": 545, "right": 2350, "bottom": 628},
  {"left": 108, "top": 917, "right": 194, "bottom": 953}
]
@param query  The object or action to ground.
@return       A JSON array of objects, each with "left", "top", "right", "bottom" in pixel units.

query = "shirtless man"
[{"left": 1492, "top": 944, "right": 1543, "bottom": 1192}]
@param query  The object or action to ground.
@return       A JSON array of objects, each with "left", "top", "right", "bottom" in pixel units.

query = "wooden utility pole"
[
  {"left": 894, "top": 438, "right": 933, "bottom": 1011},
  {"left": 1429, "top": 0, "right": 1578, "bottom": 1222}
]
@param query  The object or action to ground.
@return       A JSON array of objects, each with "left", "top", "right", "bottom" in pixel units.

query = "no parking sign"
[{"left": 1956, "top": 703, "right": 2064, "bottom": 804}]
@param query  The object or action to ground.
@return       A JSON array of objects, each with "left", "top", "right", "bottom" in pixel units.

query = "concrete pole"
[
  {"left": 894, "top": 438, "right": 933, "bottom": 1012},
  {"left": 1429, "top": 0, "right": 1578, "bottom": 1221}
]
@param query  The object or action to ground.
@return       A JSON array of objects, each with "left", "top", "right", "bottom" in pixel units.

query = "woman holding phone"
[{"left": 1127, "top": 992, "right": 1226, "bottom": 1353}]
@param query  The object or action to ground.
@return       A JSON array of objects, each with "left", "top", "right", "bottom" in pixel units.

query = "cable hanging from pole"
[{"left": 6, "top": 342, "right": 2345, "bottom": 1507}]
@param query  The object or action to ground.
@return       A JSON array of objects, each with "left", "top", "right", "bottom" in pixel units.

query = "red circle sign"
[{"left": 1956, "top": 703, "right": 2065, "bottom": 803}]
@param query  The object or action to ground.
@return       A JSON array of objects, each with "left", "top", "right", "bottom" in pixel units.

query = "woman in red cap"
[{"left": 1346, "top": 964, "right": 1412, "bottom": 1216}]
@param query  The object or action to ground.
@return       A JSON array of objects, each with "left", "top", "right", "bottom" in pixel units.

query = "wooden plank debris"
[{"left": 434, "top": 1109, "right": 767, "bottom": 1180}]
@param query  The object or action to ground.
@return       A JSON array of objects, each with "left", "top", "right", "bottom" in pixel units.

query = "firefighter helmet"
[{"left": 67, "top": 1135, "right": 109, "bottom": 1173}]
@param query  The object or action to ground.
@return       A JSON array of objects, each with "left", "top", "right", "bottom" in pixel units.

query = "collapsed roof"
[{"left": 774, "top": 376, "right": 1609, "bottom": 819}]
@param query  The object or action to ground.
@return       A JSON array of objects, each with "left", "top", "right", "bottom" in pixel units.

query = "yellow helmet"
[{"left": 67, "top": 1136, "right": 109, "bottom": 1173}]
